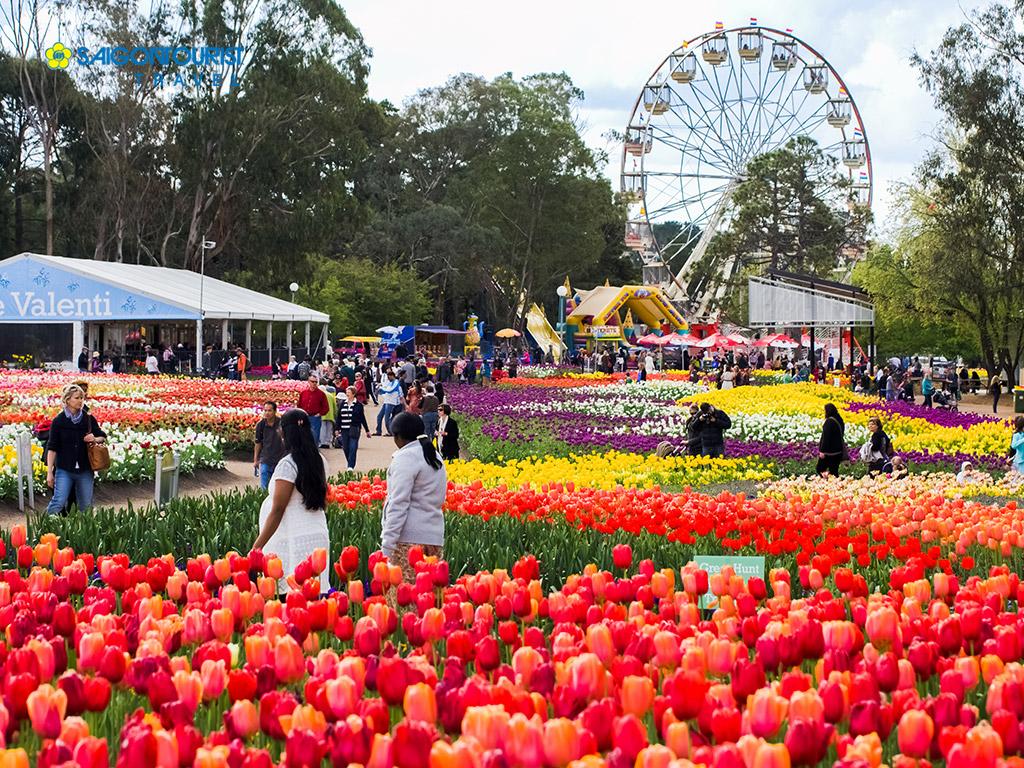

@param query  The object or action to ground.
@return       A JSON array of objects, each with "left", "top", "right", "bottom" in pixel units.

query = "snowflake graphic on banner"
[
  {"left": 121, "top": 296, "right": 137, "bottom": 313},
  {"left": 33, "top": 268, "right": 51, "bottom": 287},
  {"left": 146, "top": 303, "right": 158, "bottom": 314},
  {"left": 0, "top": 274, "right": 9, "bottom": 289},
  {"left": 67, "top": 282, "right": 79, "bottom": 293}
]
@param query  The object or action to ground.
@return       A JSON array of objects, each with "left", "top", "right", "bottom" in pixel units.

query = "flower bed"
[
  {"left": 0, "top": 423, "right": 224, "bottom": 499},
  {"left": 0, "top": 371, "right": 305, "bottom": 450},
  {"left": 7, "top": 492, "right": 1024, "bottom": 766},
  {"left": 453, "top": 380, "right": 1015, "bottom": 472}
]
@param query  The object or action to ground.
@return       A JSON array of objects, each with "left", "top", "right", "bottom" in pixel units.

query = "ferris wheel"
[{"left": 621, "top": 21, "right": 872, "bottom": 320}]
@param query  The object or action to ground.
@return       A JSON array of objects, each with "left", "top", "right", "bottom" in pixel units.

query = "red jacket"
[{"left": 297, "top": 387, "right": 329, "bottom": 416}]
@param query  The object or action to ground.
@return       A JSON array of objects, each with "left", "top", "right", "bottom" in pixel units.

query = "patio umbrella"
[
  {"left": 726, "top": 333, "right": 751, "bottom": 346},
  {"left": 692, "top": 332, "right": 741, "bottom": 349},
  {"left": 665, "top": 332, "right": 697, "bottom": 346},
  {"left": 495, "top": 328, "right": 521, "bottom": 338},
  {"left": 754, "top": 333, "right": 799, "bottom": 349}
]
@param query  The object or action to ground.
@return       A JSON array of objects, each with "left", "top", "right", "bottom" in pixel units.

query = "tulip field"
[
  {"left": 0, "top": 372, "right": 306, "bottom": 499},
  {"left": 0, "top": 370, "right": 1023, "bottom": 765}
]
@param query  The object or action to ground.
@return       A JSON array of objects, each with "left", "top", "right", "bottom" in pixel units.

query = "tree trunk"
[{"left": 43, "top": 138, "right": 53, "bottom": 254}]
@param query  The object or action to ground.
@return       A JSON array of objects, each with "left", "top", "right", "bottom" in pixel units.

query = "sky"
[{"left": 343, "top": 0, "right": 973, "bottom": 239}]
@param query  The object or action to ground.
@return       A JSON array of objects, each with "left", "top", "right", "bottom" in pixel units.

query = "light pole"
[
  {"left": 289, "top": 281, "right": 299, "bottom": 303},
  {"left": 556, "top": 284, "right": 568, "bottom": 362},
  {"left": 198, "top": 240, "right": 215, "bottom": 373}
]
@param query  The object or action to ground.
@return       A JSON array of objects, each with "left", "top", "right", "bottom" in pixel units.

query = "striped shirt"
[{"left": 336, "top": 399, "right": 354, "bottom": 431}]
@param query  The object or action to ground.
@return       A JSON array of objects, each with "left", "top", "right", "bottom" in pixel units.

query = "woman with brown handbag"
[{"left": 45, "top": 384, "right": 107, "bottom": 515}]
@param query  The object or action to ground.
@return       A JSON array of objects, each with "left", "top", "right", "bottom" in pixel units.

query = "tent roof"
[{"left": 0, "top": 253, "right": 328, "bottom": 322}]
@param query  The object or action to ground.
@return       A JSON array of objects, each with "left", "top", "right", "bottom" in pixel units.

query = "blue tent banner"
[{"left": 0, "top": 257, "right": 196, "bottom": 322}]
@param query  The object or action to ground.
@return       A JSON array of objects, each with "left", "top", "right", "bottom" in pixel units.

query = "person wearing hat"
[{"left": 90, "top": 351, "right": 102, "bottom": 373}]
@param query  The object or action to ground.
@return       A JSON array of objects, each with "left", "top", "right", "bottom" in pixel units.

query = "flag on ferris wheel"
[
  {"left": 715, "top": 20, "right": 724, "bottom": 30},
  {"left": 838, "top": 85, "right": 848, "bottom": 96},
  {"left": 749, "top": 17, "right": 758, "bottom": 26},
  {"left": 786, "top": 28, "right": 794, "bottom": 33},
  {"left": 853, "top": 127, "right": 864, "bottom": 139},
  {"left": 859, "top": 171, "right": 869, "bottom": 182}
]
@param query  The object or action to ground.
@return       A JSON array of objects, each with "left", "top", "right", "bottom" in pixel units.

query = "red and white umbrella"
[
  {"left": 665, "top": 332, "right": 697, "bottom": 346},
  {"left": 754, "top": 333, "right": 799, "bottom": 349},
  {"left": 725, "top": 333, "right": 752, "bottom": 346},
  {"left": 691, "top": 332, "right": 742, "bottom": 349},
  {"left": 637, "top": 333, "right": 673, "bottom": 347}
]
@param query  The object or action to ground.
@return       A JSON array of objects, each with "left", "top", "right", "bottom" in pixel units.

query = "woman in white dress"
[{"left": 252, "top": 408, "right": 330, "bottom": 594}]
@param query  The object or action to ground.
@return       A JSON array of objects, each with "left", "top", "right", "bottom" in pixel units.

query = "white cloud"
[{"left": 344, "top": 0, "right": 979, "bottom": 234}]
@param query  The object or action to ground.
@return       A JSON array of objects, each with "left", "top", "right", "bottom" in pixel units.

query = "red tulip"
[{"left": 612, "top": 544, "right": 633, "bottom": 570}]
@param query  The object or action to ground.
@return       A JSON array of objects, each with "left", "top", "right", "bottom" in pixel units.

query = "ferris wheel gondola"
[{"left": 621, "top": 23, "right": 873, "bottom": 320}]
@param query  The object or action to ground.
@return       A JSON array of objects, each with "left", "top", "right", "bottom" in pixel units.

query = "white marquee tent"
[{"left": 0, "top": 253, "right": 329, "bottom": 369}]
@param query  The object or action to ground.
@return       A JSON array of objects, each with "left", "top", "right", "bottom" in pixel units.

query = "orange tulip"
[
  {"left": 566, "top": 653, "right": 607, "bottom": 701},
  {"left": 283, "top": 704, "right": 327, "bottom": 738},
  {"left": 325, "top": 676, "right": 359, "bottom": 719},
  {"left": 229, "top": 700, "right": 259, "bottom": 739},
  {"left": 77, "top": 632, "right": 104, "bottom": 673},
  {"left": 273, "top": 635, "right": 305, "bottom": 684},
  {"left": 897, "top": 709, "right": 934, "bottom": 759},
  {"left": 461, "top": 705, "right": 510, "bottom": 751},
  {"left": 210, "top": 608, "right": 234, "bottom": 643},
  {"left": 429, "top": 740, "right": 479, "bottom": 768},
  {"left": 864, "top": 607, "right": 900, "bottom": 652},
  {"left": 59, "top": 715, "right": 90, "bottom": 746},
  {"left": 620, "top": 675, "right": 655, "bottom": 717},
  {"left": 367, "top": 733, "right": 394, "bottom": 768},
  {"left": 404, "top": 682, "right": 437, "bottom": 723},
  {"left": 752, "top": 742, "right": 791, "bottom": 768},
  {"left": 664, "top": 721, "right": 691, "bottom": 759},
  {"left": 505, "top": 714, "right": 544, "bottom": 767},
  {"left": 10, "top": 524, "right": 26, "bottom": 548},
  {"left": 585, "top": 623, "right": 615, "bottom": 666},
  {"left": 265, "top": 556, "right": 283, "bottom": 579},
  {"left": 512, "top": 646, "right": 543, "bottom": 688},
  {"left": 348, "top": 579, "right": 365, "bottom": 605},
  {"left": 193, "top": 745, "right": 230, "bottom": 768},
  {"left": 311, "top": 548, "right": 328, "bottom": 574},
  {"left": 654, "top": 630, "right": 682, "bottom": 668},
  {"left": 542, "top": 717, "right": 581, "bottom": 767},
  {"left": 635, "top": 745, "right": 675, "bottom": 768},
  {"left": 747, "top": 689, "right": 788, "bottom": 739},
  {"left": 172, "top": 670, "right": 203, "bottom": 713},
  {"left": 0, "top": 750, "right": 28, "bottom": 768},
  {"left": 244, "top": 634, "right": 271, "bottom": 669},
  {"left": 26, "top": 684, "right": 67, "bottom": 739}
]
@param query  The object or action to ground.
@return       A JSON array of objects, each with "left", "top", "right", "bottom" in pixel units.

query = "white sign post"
[
  {"left": 154, "top": 449, "right": 182, "bottom": 508},
  {"left": 15, "top": 431, "right": 35, "bottom": 512}
]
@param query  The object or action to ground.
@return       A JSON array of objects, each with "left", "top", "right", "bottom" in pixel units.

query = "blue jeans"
[
  {"left": 422, "top": 412, "right": 439, "bottom": 441},
  {"left": 376, "top": 404, "right": 395, "bottom": 434},
  {"left": 341, "top": 431, "right": 361, "bottom": 470},
  {"left": 308, "top": 415, "right": 322, "bottom": 445},
  {"left": 47, "top": 468, "right": 94, "bottom": 515},
  {"left": 259, "top": 462, "right": 276, "bottom": 490}
]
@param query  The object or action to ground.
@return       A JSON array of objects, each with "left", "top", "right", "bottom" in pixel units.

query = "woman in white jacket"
[{"left": 381, "top": 412, "right": 447, "bottom": 597}]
